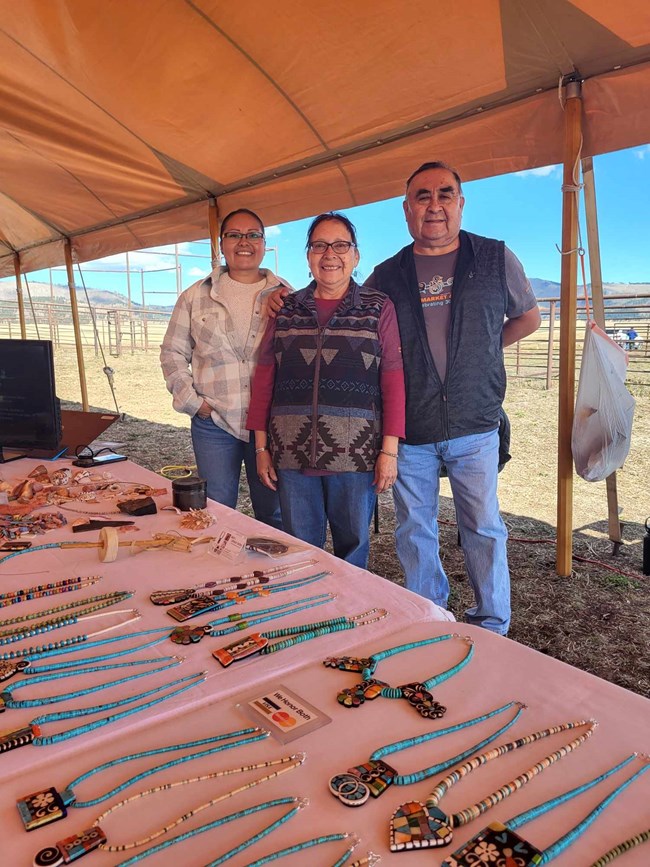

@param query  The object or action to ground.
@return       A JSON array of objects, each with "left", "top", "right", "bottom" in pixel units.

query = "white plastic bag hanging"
[{"left": 572, "top": 322, "right": 635, "bottom": 482}]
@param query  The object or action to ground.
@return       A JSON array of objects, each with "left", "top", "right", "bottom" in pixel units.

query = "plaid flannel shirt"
[{"left": 160, "top": 266, "right": 291, "bottom": 441}]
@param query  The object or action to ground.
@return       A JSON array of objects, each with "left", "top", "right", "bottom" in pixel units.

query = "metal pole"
[
  {"left": 125, "top": 250, "right": 132, "bottom": 309},
  {"left": 13, "top": 254, "right": 27, "bottom": 339},
  {"left": 64, "top": 239, "right": 89, "bottom": 410},
  {"left": 175, "top": 244, "right": 182, "bottom": 295},
  {"left": 556, "top": 76, "right": 583, "bottom": 577},
  {"left": 546, "top": 301, "right": 556, "bottom": 390},
  {"left": 208, "top": 198, "right": 220, "bottom": 270}
]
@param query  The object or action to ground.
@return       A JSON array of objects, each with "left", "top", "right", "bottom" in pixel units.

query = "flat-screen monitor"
[{"left": 0, "top": 338, "right": 62, "bottom": 460}]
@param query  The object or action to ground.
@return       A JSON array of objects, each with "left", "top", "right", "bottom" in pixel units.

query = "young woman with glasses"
[
  {"left": 161, "top": 208, "right": 290, "bottom": 527},
  {"left": 247, "top": 212, "right": 405, "bottom": 568}
]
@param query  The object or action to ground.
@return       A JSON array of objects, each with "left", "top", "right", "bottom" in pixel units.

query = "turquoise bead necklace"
[
  {"left": 0, "top": 668, "right": 206, "bottom": 753},
  {"left": 329, "top": 700, "right": 525, "bottom": 807},
  {"left": 34, "top": 765, "right": 303, "bottom": 866},
  {"left": 0, "top": 655, "right": 182, "bottom": 710},
  {"left": 113, "top": 796, "right": 305, "bottom": 867},
  {"left": 166, "top": 570, "right": 330, "bottom": 621},
  {"left": 16, "top": 726, "right": 270, "bottom": 831},
  {"left": 0, "top": 590, "right": 134, "bottom": 645},
  {"left": 243, "top": 833, "right": 361, "bottom": 866},
  {"left": 389, "top": 718, "right": 597, "bottom": 852},
  {"left": 325, "top": 633, "right": 474, "bottom": 718},
  {"left": 213, "top": 609, "right": 388, "bottom": 667},
  {"left": 444, "top": 754, "right": 650, "bottom": 866},
  {"left": 170, "top": 592, "right": 335, "bottom": 645}
]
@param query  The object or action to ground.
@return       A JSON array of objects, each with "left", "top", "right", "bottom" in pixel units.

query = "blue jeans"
[
  {"left": 277, "top": 470, "right": 376, "bottom": 569},
  {"left": 190, "top": 417, "right": 282, "bottom": 530},
  {"left": 393, "top": 429, "right": 510, "bottom": 634}
]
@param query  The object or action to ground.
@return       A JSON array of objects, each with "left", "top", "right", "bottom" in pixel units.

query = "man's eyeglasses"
[
  {"left": 308, "top": 240, "right": 356, "bottom": 254},
  {"left": 222, "top": 231, "right": 265, "bottom": 241}
]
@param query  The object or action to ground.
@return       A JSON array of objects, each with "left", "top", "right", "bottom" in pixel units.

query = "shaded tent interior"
[{"left": 1, "top": 0, "right": 649, "bottom": 571}]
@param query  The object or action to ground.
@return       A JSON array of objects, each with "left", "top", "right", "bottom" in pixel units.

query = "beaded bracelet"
[
  {"left": 17, "top": 727, "right": 269, "bottom": 830},
  {"left": 390, "top": 718, "right": 597, "bottom": 851},
  {"left": 445, "top": 754, "right": 650, "bottom": 866},
  {"left": 325, "top": 633, "right": 474, "bottom": 718},
  {"left": 590, "top": 827, "right": 650, "bottom": 866},
  {"left": 379, "top": 449, "right": 398, "bottom": 458},
  {"left": 329, "top": 700, "right": 525, "bottom": 807}
]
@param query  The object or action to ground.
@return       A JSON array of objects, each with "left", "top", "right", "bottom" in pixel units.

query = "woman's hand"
[
  {"left": 196, "top": 400, "right": 212, "bottom": 419},
  {"left": 267, "top": 286, "right": 290, "bottom": 318},
  {"left": 256, "top": 449, "right": 278, "bottom": 491},
  {"left": 374, "top": 451, "right": 397, "bottom": 494}
]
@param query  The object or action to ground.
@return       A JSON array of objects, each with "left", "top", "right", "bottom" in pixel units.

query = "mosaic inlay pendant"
[
  {"left": 400, "top": 682, "right": 447, "bottom": 719},
  {"left": 441, "top": 821, "right": 543, "bottom": 866},
  {"left": 390, "top": 800, "right": 453, "bottom": 851},
  {"left": 329, "top": 759, "right": 397, "bottom": 806}
]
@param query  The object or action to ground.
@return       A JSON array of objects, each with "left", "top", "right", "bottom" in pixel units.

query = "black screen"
[{"left": 0, "top": 339, "right": 62, "bottom": 450}]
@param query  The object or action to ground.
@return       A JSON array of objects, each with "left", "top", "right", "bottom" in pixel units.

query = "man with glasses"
[{"left": 366, "top": 162, "right": 541, "bottom": 635}]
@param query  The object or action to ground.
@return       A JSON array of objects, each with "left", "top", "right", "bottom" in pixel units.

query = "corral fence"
[{"left": 1, "top": 293, "right": 649, "bottom": 387}]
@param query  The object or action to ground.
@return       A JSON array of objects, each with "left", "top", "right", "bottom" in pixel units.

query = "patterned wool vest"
[{"left": 269, "top": 280, "right": 387, "bottom": 472}]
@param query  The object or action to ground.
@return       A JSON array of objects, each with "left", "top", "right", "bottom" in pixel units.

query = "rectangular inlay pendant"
[
  {"left": 57, "top": 825, "right": 107, "bottom": 862},
  {"left": 349, "top": 760, "right": 397, "bottom": 798},
  {"left": 167, "top": 595, "right": 216, "bottom": 621},
  {"left": 17, "top": 786, "right": 66, "bottom": 831},
  {"left": 443, "top": 821, "right": 543, "bottom": 866},
  {"left": 212, "top": 633, "right": 269, "bottom": 666}
]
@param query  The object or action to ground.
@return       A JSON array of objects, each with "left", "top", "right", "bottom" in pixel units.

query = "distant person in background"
[
  {"left": 160, "top": 208, "right": 289, "bottom": 527},
  {"left": 625, "top": 327, "right": 639, "bottom": 350},
  {"left": 247, "top": 212, "right": 405, "bottom": 569},
  {"left": 365, "top": 161, "right": 541, "bottom": 635}
]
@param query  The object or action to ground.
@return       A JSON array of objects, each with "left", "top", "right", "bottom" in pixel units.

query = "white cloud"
[
  {"left": 515, "top": 164, "right": 559, "bottom": 178},
  {"left": 265, "top": 225, "right": 281, "bottom": 237},
  {"left": 634, "top": 145, "right": 650, "bottom": 160},
  {"left": 188, "top": 266, "right": 208, "bottom": 277}
]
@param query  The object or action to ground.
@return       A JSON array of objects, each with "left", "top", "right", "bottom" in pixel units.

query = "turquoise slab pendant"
[
  {"left": 323, "top": 655, "right": 374, "bottom": 673},
  {"left": 400, "top": 682, "right": 447, "bottom": 719},
  {"left": 17, "top": 787, "right": 67, "bottom": 831},
  {"left": 390, "top": 800, "right": 453, "bottom": 851},
  {"left": 337, "top": 679, "right": 388, "bottom": 708},
  {"left": 442, "top": 821, "right": 543, "bottom": 866}
]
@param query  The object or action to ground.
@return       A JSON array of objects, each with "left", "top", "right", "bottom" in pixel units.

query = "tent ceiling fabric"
[{"left": 1, "top": 0, "right": 649, "bottom": 277}]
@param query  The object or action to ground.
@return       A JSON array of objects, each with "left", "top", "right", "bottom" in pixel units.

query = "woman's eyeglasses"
[
  {"left": 222, "top": 231, "right": 265, "bottom": 241},
  {"left": 308, "top": 240, "right": 356, "bottom": 254}
]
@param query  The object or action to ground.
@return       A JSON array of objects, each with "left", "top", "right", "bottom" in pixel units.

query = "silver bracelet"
[
  {"left": 380, "top": 449, "right": 398, "bottom": 458},
  {"left": 255, "top": 446, "right": 268, "bottom": 454}
]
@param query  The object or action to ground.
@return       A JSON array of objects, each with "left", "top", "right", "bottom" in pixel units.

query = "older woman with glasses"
[
  {"left": 161, "top": 208, "right": 291, "bottom": 527},
  {"left": 247, "top": 212, "right": 405, "bottom": 568}
]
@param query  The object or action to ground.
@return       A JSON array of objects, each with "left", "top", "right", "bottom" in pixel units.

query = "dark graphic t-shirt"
[{"left": 415, "top": 250, "right": 458, "bottom": 382}]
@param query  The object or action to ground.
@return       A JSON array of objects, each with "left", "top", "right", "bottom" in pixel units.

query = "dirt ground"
[{"left": 54, "top": 347, "right": 649, "bottom": 697}]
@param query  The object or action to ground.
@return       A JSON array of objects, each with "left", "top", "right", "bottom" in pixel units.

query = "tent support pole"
[
  {"left": 556, "top": 76, "right": 582, "bottom": 577},
  {"left": 64, "top": 239, "right": 89, "bottom": 411},
  {"left": 208, "top": 197, "right": 220, "bottom": 270},
  {"left": 13, "top": 254, "right": 27, "bottom": 339},
  {"left": 582, "top": 156, "right": 622, "bottom": 548}
]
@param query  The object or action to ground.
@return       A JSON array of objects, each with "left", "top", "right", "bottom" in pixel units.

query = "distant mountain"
[
  {"left": 0, "top": 281, "right": 175, "bottom": 311},
  {"left": 530, "top": 278, "right": 650, "bottom": 298}
]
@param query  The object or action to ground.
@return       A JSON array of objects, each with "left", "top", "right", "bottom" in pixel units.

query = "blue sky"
[{"left": 4, "top": 143, "right": 649, "bottom": 302}]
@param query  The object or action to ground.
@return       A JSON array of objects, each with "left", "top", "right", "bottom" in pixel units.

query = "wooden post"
[
  {"left": 582, "top": 156, "right": 622, "bottom": 546},
  {"left": 208, "top": 197, "right": 220, "bottom": 270},
  {"left": 13, "top": 255, "right": 27, "bottom": 339},
  {"left": 64, "top": 239, "right": 89, "bottom": 411},
  {"left": 556, "top": 77, "right": 583, "bottom": 577}
]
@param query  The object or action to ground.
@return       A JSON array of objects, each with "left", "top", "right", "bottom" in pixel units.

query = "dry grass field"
[{"left": 53, "top": 346, "right": 649, "bottom": 697}]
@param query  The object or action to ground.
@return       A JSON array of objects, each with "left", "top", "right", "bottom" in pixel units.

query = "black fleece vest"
[{"left": 371, "top": 231, "right": 507, "bottom": 444}]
